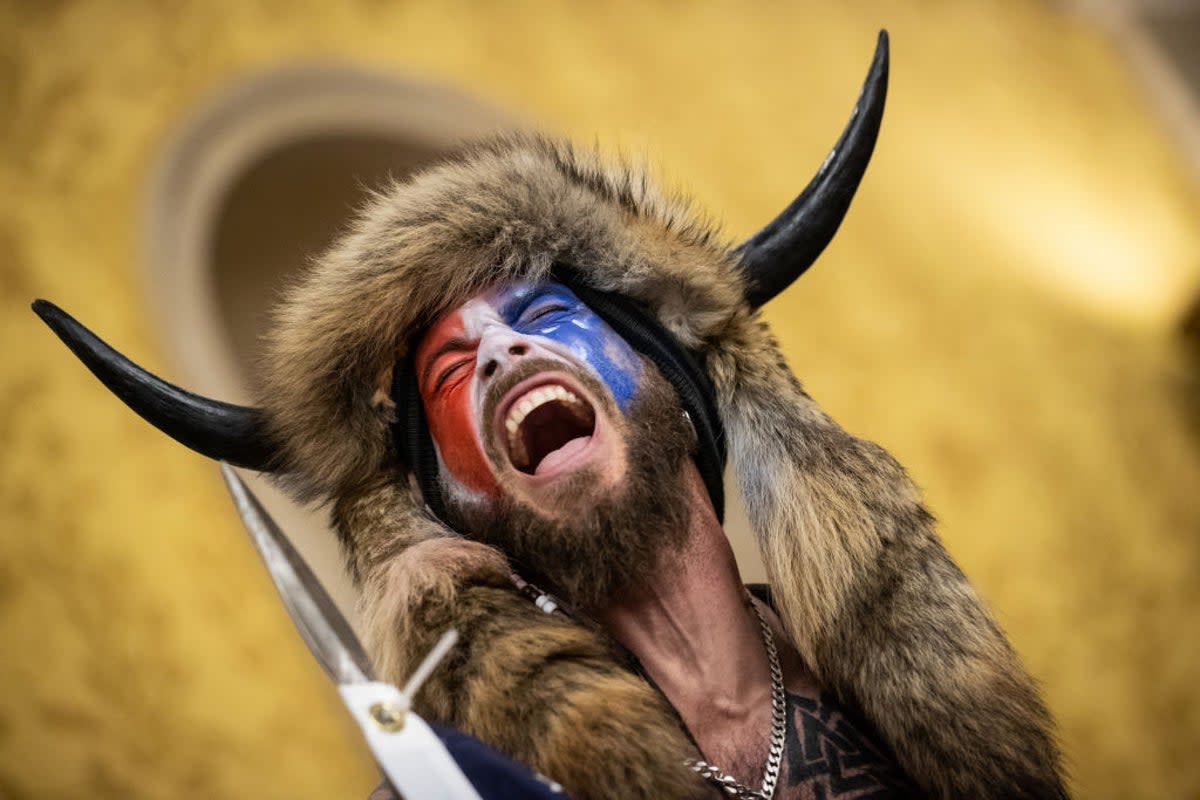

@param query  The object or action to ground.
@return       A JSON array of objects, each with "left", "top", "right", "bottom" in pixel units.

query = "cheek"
[
  {"left": 548, "top": 322, "right": 642, "bottom": 410},
  {"left": 422, "top": 381, "right": 498, "bottom": 499},
  {"left": 592, "top": 335, "right": 642, "bottom": 410}
]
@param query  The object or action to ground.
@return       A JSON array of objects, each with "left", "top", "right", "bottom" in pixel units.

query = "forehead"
[{"left": 417, "top": 279, "right": 579, "bottom": 350}]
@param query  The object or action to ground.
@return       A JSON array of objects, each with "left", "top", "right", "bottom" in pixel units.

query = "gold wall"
[{"left": 3, "top": 1, "right": 1199, "bottom": 797}]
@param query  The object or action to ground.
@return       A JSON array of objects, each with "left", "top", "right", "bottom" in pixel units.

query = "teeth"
[{"left": 503, "top": 384, "right": 586, "bottom": 466}]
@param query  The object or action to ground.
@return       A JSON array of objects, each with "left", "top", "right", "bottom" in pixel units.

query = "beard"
[{"left": 440, "top": 359, "right": 694, "bottom": 611}]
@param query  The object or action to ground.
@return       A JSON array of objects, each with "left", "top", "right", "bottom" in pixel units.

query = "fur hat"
[{"left": 34, "top": 32, "right": 1067, "bottom": 798}]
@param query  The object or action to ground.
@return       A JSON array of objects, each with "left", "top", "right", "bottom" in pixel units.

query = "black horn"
[
  {"left": 32, "top": 299, "right": 279, "bottom": 472},
  {"left": 736, "top": 30, "right": 889, "bottom": 308}
]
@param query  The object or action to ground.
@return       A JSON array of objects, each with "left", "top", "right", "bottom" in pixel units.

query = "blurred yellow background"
[{"left": 3, "top": 1, "right": 1199, "bottom": 798}]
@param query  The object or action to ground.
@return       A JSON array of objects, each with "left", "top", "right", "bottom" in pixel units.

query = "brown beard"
[{"left": 440, "top": 358, "right": 694, "bottom": 611}]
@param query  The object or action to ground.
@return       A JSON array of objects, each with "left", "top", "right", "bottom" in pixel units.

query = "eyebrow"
[
  {"left": 419, "top": 337, "right": 476, "bottom": 388},
  {"left": 497, "top": 286, "right": 573, "bottom": 323},
  {"left": 497, "top": 290, "right": 540, "bottom": 323}
]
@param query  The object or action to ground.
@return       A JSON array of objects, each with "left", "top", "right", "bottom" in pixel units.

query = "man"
[
  {"left": 35, "top": 34, "right": 1068, "bottom": 799},
  {"left": 397, "top": 276, "right": 919, "bottom": 798}
]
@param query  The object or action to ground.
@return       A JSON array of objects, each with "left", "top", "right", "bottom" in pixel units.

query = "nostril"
[
  {"left": 509, "top": 344, "right": 527, "bottom": 357},
  {"left": 483, "top": 360, "right": 498, "bottom": 378}
]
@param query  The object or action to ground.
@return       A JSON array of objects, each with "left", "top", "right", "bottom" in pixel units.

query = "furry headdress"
[{"left": 35, "top": 33, "right": 1066, "bottom": 799}]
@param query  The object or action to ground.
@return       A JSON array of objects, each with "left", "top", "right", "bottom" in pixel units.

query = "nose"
[{"left": 477, "top": 329, "right": 531, "bottom": 380}]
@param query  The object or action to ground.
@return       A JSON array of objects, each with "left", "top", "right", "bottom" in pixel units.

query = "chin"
[{"left": 507, "top": 462, "right": 628, "bottom": 522}]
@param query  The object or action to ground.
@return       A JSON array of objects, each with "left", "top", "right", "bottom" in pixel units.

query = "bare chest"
[
  {"left": 690, "top": 669, "right": 918, "bottom": 799},
  {"left": 775, "top": 689, "right": 918, "bottom": 800}
]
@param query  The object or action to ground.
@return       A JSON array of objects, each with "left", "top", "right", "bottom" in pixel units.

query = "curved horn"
[
  {"left": 736, "top": 30, "right": 889, "bottom": 308},
  {"left": 32, "top": 299, "right": 279, "bottom": 472}
]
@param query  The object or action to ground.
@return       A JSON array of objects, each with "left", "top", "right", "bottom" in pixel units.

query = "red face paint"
[
  {"left": 414, "top": 281, "right": 643, "bottom": 501},
  {"left": 414, "top": 306, "right": 497, "bottom": 497}
]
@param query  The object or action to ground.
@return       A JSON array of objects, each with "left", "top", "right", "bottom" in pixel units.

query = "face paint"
[
  {"left": 414, "top": 280, "right": 643, "bottom": 498},
  {"left": 415, "top": 306, "right": 495, "bottom": 497},
  {"left": 486, "top": 282, "right": 641, "bottom": 410}
]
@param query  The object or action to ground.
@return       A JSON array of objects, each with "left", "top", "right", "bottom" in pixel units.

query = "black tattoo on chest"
[{"left": 784, "top": 691, "right": 920, "bottom": 799}]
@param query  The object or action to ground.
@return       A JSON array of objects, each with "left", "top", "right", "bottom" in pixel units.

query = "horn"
[
  {"left": 32, "top": 299, "right": 279, "bottom": 472},
  {"left": 736, "top": 30, "right": 889, "bottom": 308}
]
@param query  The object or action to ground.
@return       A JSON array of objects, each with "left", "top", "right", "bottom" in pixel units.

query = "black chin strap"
[
  {"left": 392, "top": 360, "right": 449, "bottom": 524},
  {"left": 392, "top": 274, "right": 727, "bottom": 525}
]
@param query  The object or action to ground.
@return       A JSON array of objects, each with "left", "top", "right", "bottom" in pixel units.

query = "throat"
[{"left": 594, "top": 467, "right": 776, "bottom": 757}]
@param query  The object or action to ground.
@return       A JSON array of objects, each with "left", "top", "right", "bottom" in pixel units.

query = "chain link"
[
  {"left": 686, "top": 599, "right": 786, "bottom": 800},
  {"left": 514, "top": 576, "right": 787, "bottom": 799},
  {"left": 757, "top": 600, "right": 786, "bottom": 800},
  {"left": 687, "top": 759, "right": 768, "bottom": 799}
]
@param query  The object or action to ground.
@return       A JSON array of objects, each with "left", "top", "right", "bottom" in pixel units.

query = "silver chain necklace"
[
  {"left": 685, "top": 599, "right": 787, "bottom": 800},
  {"left": 514, "top": 577, "right": 787, "bottom": 799}
]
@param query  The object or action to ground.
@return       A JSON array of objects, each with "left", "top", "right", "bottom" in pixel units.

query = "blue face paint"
[
  {"left": 488, "top": 281, "right": 642, "bottom": 411},
  {"left": 416, "top": 279, "right": 646, "bottom": 495}
]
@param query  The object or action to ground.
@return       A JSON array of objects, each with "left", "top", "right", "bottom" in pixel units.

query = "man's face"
[
  {"left": 414, "top": 280, "right": 644, "bottom": 510},
  {"left": 413, "top": 279, "right": 695, "bottom": 607}
]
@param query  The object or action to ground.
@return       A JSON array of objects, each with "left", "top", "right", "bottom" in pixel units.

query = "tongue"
[{"left": 533, "top": 436, "right": 592, "bottom": 475}]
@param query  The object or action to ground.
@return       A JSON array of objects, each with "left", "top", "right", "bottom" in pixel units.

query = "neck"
[{"left": 595, "top": 466, "right": 771, "bottom": 750}]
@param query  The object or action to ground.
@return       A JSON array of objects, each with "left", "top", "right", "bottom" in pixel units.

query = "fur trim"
[
  {"left": 715, "top": 322, "right": 1066, "bottom": 798},
  {"left": 347, "top": 483, "right": 704, "bottom": 800},
  {"left": 263, "top": 134, "right": 1065, "bottom": 798}
]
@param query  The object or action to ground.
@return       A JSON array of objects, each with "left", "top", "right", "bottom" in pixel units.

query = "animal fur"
[
  {"left": 260, "top": 135, "right": 1066, "bottom": 798},
  {"left": 342, "top": 478, "right": 703, "bottom": 799}
]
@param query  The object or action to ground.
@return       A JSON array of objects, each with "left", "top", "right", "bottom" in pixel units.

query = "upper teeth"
[{"left": 505, "top": 385, "right": 583, "bottom": 441}]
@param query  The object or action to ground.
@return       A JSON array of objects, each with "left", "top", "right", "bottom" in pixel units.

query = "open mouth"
[{"left": 502, "top": 383, "right": 598, "bottom": 475}]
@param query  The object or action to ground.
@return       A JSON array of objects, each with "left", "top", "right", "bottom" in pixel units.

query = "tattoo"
[{"left": 785, "top": 692, "right": 919, "bottom": 799}]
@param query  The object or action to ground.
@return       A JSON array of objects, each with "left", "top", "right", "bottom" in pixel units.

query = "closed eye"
[
  {"left": 434, "top": 359, "right": 472, "bottom": 394},
  {"left": 525, "top": 303, "right": 569, "bottom": 324}
]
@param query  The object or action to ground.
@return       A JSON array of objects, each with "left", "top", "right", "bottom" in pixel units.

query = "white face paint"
[{"left": 414, "top": 280, "right": 642, "bottom": 502}]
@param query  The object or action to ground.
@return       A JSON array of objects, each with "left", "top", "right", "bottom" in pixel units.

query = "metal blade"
[{"left": 219, "top": 463, "right": 375, "bottom": 685}]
